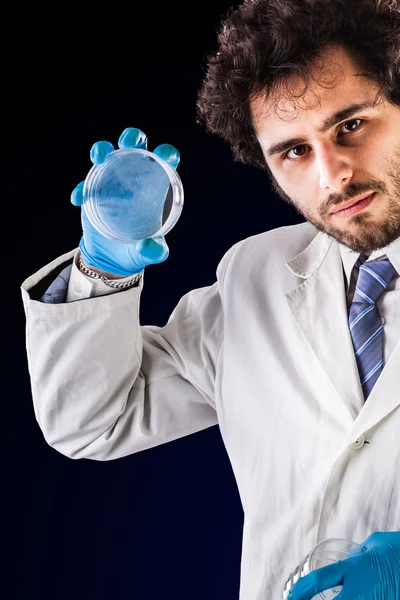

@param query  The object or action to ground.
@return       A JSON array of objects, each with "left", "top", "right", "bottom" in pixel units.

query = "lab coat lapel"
[
  {"left": 348, "top": 338, "right": 399, "bottom": 442},
  {"left": 284, "top": 231, "right": 400, "bottom": 435},
  {"left": 284, "top": 232, "right": 366, "bottom": 421}
]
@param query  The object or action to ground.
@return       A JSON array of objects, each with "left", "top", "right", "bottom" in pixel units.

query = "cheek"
[
  {"left": 268, "top": 165, "right": 325, "bottom": 216},
  {"left": 289, "top": 191, "right": 324, "bottom": 219},
  {"left": 353, "top": 146, "right": 390, "bottom": 187},
  {"left": 353, "top": 146, "right": 375, "bottom": 167}
]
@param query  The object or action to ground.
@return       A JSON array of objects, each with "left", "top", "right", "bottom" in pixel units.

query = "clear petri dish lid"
[
  {"left": 309, "top": 538, "right": 359, "bottom": 571},
  {"left": 82, "top": 148, "right": 184, "bottom": 244},
  {"left": 309, "top": 538, "right": 359, "bottom": 600},
  {"left": 282, "top": 538, "right": 359, "bottom": 600}
]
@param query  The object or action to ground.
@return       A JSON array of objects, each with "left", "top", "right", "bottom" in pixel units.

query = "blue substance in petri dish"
[{"left": 91, "top": 152, "right": 171, "bottom": 241}]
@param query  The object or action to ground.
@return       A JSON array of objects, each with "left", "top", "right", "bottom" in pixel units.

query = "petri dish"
[
  {"left": 283, "top": 538, "right": 359, "bottom": 600},
  {"left": 82, "top": 148, "right": 184, "bottom": 244}
]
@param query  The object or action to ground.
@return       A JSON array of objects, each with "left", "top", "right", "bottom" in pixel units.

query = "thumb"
[
  {"left": 71, "top": 181, "right": 85, "bottom": 206},
  {"left": 289, "top": 561, "right": 345, "bottom": 600}
]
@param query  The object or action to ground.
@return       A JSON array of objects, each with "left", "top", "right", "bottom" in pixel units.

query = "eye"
[{"left": 282, "top": 119, "right": 365, "bottom": 162}]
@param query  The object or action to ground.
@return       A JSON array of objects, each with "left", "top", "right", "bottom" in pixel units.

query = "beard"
[{"left": 268, "top": 145, "right": 400, "bottom": 255}]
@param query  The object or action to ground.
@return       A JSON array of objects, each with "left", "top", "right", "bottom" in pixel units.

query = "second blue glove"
[{"left": 288, "top": 531, "right": 400, "bottom": 600}]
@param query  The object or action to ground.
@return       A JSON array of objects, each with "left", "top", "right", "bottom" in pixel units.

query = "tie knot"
[{"left": 353, "top": 258, "right": 397, "bottom": 305}]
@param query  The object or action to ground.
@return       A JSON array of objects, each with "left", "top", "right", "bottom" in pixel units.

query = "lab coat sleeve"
[
  {"left": 20, "top": 244, "right": 239, "bottom": 461},
  {"left": 38, "top": 248, "right": 143, "bottom": 304}
]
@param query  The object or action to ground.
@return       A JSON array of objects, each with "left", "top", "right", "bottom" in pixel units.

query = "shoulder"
[{"left": 220, "top": 221, "right": 319, "bottom": 272}]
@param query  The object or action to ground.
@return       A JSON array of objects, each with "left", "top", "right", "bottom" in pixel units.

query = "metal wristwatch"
[{"left": 78, "top": 256, "right": 142, "bottom": 289}]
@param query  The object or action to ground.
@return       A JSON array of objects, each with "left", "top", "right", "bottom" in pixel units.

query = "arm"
[{"left": 20, "top": 241, "right": 238, "bottom": 461}]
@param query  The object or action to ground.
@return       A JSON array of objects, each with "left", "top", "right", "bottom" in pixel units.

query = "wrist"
[
  {"left": 80, "top": 261, "right": 126, "bottom": 280},
  {"left": 78, "top": 239, "right": 142, "bottom": 278},
  {"left": 78, "top": 255, "right": 143, "bottom": 290}
]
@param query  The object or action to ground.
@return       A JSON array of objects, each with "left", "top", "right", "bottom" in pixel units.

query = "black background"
[{"left": 6, "top": 3, "right": 303, "bottom": 599}]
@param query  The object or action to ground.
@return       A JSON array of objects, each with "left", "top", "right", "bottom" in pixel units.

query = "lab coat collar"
[{"left": 285, "top": 231, "right": 400, "bottom": 281}]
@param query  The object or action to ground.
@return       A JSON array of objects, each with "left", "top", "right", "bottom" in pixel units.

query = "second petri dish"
[{"left": 283, "top": 538, "right": 359, "bottom": 600}]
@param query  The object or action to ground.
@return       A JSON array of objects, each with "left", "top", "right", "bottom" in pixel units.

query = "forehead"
[{"left": 251, "top": 46, "right": 379, "bottom": 138}]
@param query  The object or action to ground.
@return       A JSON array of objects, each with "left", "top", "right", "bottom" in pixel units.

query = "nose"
[{"left": 316, "top": 144, "right": 354, "bottom": 192}]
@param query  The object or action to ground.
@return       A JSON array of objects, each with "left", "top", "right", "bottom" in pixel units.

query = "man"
[{"left": 21, "top": 0, "right": 400, "bottom": 598}]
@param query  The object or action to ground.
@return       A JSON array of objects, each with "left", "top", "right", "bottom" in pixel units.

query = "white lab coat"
[{"left": 21, "top": 221, "right": 400, "bottom": 599}]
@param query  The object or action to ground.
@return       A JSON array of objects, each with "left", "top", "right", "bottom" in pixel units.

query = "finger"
[
  {"left": 333, "top": 589, "right": 352, "bottom": 600},
  {"left": 118, "top": 127, "right": 148, "bottom": 151},
  {"left": 71, "top": 181, "right": 85, "bottom": 206},
  {"left": 346, "top": 545, "right": 367, "bottom": 558},
  {"left": 90, "top": 140, "right": 115, "bottom": 165},
  {"left": 153, "top": 143, "right": 180, "bottom": 169},
  {"left": 135, "top": 236, "right": 169, "bottom": 265}
]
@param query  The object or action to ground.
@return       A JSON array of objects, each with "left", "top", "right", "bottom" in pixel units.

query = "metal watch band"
[{"left": 78, "top": 256, "right": 142, "bottom": 289}]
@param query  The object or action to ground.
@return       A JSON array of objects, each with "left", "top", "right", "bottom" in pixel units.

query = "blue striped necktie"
[{"left": 348, "top": 257, "right": 397, "bottom": 401}]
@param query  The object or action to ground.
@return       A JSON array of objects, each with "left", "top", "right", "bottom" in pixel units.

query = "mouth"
[{"left": 331, "top": 193, "right": 376, "bottom": 217}]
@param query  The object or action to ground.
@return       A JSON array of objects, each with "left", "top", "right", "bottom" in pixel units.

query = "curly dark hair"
[{"left": 196, "top": 0, "right": 400, "bottom": 174}]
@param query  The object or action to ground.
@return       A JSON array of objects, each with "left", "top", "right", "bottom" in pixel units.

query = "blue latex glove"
[
  {"left": 71, "top": 127, "right": 180, "bottom": 276},
  {"left": 288, "top": 532, "right": 400, "bottom": 600}
]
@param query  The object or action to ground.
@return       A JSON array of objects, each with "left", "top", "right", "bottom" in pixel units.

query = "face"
[{"left": 251, "top": 46, "right": 400, "bottom": 255}]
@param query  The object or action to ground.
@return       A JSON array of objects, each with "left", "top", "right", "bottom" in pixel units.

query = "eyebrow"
[{"left": 266, "top": 100, "right": 377, "bottom": 158}]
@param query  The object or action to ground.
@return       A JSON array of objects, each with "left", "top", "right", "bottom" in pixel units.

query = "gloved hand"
[
  {"left": 288, "top": 531, "right": 400, "bottom": 600},
  {"left": 71, "top": 127, "right": 180, "bottom": 276}
]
